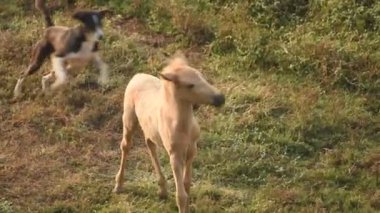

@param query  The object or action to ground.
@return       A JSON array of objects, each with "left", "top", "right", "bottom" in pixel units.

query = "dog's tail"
[{"left": 35, "top": 0, "right": 54, "bottom": 27}]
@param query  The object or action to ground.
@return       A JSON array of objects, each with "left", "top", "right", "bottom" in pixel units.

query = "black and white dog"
[{"left": 14, "top": 10, "right": 110, "bottom": 98}]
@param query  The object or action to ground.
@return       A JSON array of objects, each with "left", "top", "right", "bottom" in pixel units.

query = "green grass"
[{"left": 0, "top": 0, "right": 379, "bottom": 212}]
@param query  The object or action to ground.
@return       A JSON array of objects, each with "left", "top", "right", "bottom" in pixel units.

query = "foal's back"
[{"left": 125, "top": 73, "right": 161, "bottom": 107}]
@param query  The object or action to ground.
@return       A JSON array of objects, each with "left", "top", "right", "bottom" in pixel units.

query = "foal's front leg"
[
  {"left": 170, "top": 151, "right": 189, "bottom": 213},
  {"left": 184, "top": 142, "right": 197, "bottom": 194},
  {"left": 93, "top": 53, "right": 109, "bottom": 85}
]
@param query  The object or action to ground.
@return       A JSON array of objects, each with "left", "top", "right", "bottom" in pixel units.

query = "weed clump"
[{"left": 249, "top": 0, "right": 310, "bottom": 28}]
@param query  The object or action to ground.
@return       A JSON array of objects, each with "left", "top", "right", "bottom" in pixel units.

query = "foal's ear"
[{"left": 160, "top": 72, "right": 178, "bottom": 83}]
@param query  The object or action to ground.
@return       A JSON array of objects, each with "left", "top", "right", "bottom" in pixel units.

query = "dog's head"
[
  {"left": 160, "top": 54, "right": 225, "bottom": 107},
  {"left": 72, "top": 10, "right": 110, "bottom": 41}
]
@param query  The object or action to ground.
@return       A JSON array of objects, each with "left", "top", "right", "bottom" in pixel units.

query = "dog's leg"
[
  {"left": 93, "top": 53, "right": 109, "bottom": 85},
  {"left": 114, "top": 105, "right": 137, "bottom": 193},
  {"left": 14, "top": 77, "right": 25, "bottom": 98},
  {"left": 183, "top": 142, "right": 197, "bottom": 195},
  {"left": 41, "top": 71, "right": 54, "bottom": 91},
  {"left": 14, "top": 40, "right": 53, "bottom": 98},
  {"left": 51, "top": 57, "right": 68, "bottom": 89},
  {"left": 146, "top": 139, "right": 168, "bottom": 199},
  {"left": 170, "top": 151, "right": 189, "bottom": 213}
]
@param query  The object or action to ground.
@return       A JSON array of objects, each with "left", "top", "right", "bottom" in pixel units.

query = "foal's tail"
[{"left": 35, "top": 0, "right": 54, "bottom": 27}]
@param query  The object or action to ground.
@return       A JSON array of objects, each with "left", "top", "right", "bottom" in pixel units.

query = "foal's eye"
[{"left": 187, "top": 84, "right": 195, "bottom": 89}]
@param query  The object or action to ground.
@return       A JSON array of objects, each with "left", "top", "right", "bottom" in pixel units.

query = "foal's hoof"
[
  {"left": 10, "top": 96, "right": 21, "bottom": 103},
  {"left": 158, "top": 191, "right": 168, "bottom": 200},
  {"left": 113, "top": 186, "right": 123, "bottom": 194}
]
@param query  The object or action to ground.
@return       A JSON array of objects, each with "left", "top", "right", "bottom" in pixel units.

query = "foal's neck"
[{"left": 161, "top": 84, "right": 193, "bottom": 129}]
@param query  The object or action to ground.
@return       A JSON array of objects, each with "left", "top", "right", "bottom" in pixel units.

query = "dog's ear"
[
  {"left": 160, "top": 72, "right": 178, "bottom": 83},
  {"left": 72, "top": 11, "right": 87, "bottom": 22},
  {"left": 98, "top": 9, "right": 112, "bottom": 18}
]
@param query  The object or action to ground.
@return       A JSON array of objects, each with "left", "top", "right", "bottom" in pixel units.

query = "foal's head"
[{"left": 160, "top": 56, "right": 225, "bottom": 107}]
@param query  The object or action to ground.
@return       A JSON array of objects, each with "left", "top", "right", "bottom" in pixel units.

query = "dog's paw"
[
  {"left": 98, "top": 77, "right": 109, "bottom": 86},
  {"left": 40, "top": 88, "right": 52, "bottom": 98},
  {"left": 98, "top": 74, "right": 109, "bottom": 86},
  {"left": 98, "top": 67, "right": 109, "bottom": 86}
]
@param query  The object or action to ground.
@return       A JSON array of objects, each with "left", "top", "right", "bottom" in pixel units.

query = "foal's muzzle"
[{"left": 212, "top": 94, "right": 225, "bottom": 107}]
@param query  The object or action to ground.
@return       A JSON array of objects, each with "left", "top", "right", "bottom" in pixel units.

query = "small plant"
[{"left": 0, "top": 199, "right": 13, "bottom": 213}]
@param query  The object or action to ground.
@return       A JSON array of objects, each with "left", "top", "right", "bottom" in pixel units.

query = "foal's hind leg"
[
  {"left": 113, "top": 104, "right": 137, "bottom": 193},
  {"left": 146, "top": 139, "right": 168, "bottom": 199}
]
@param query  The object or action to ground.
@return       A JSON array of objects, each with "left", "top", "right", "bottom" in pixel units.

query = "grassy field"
[{"left": 1, "top": 0, "right": 379, "bottom": 212}]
